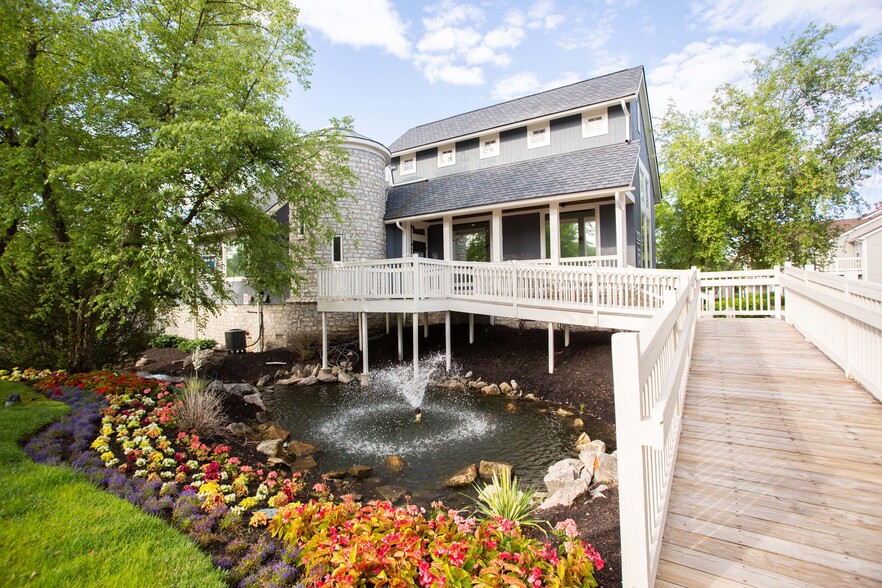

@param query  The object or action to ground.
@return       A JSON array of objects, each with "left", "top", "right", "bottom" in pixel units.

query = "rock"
[
  {"left": 287, "top": 440, "right": 317, "bottom": 458},
  {"left": 291, "top": 455, "right": 317, "bottom": 471},
  {"left": 499, "top": 382, "right": 513, "bottom": 395},
  {"left": 227, "top": 382, "right": 258, "bottom": 396},
  {"left": 444, "top": 464, "right": 478, "bottom": 487},
  {"left": 255, "top": 375, "right": 272, "bottom": 388},
  {"left": 256, "top": 411, "right": 273, "bottom": 423},
  {"left": 579, "top": 441, "right": 607, "bottom": 476},
  {"left": 444, "top": 378, "right": 466, "bottom": 391},
  {"left": 256, "top": 439, "right": 283, "bottom": 458},
  {"left": 590, "top": 484, "right": 609, "bottom": 501},
  {"left": 243, "top": 393, "right": 267, "bottom": 411},
  {"left": 319, "top": 367, "right": 333, "bottom": 375},
  {"left": 479, "top": 461, "right": 512, "bottom": 481},
  {"left": 376, "top": 485, "right": 407, "bottom": 504},
  {"left": 276, "top": 376, "right": 301, "bottom": 386},
  {"left": 207, "top": 380, "right": 226, "bottom": 394},
  {"left": 325, "top": 470, "right": 347, "bottom": 480},
  {"left": 311, "top": 366, "right": 319, "bottom": 377},
  {"left": 226, "top": 422, "right": 253, "bottom": 436},
  {"left": 384, "top": 455, "right": 406, "bottom": 472},
  {"left": 337, "top": 371, "right": 354, "bottom": 384},
  {"left": 258, "top": 423, "right": 290, "bottom": 441},
  {"left": 537, "top": 478, "right": 589, "bottom": 510},
  {"left": 135, "top": 357, "right": 149, "bottom": 368},
  {"left": 273, "top": 369, "right": 286, "bottom": 380},
  {"left": 348, "top": 465, "right": 373, "bottom": 480},
  {"left": 255, "top": 507, "right": 278, "bottom": 519},
  {"left": 183, "top": 349, "right": 223, "bottom": 369},
  {"left": 510, "top": 379, "right": 519, "bottom": 391},
  {"left": 572, "top": 418, "right": 584, "bottom": 428},
  {"left": 297, "top": 375, "right": 318, "bottom": 386},
  {"left": 575, "top": 432, "right": 592, "bottom": 451},
  {"left": 523, "top": 393, "right": 537, "bottom": 401},
  {"left": 464, "top": 371, "right": 473, "bottom": 379},
  {"left": 317, "top": 372, "right": 338, "bottom": 384},
  {"left": 555, "top": 407, "right": 574, "bottom": 417},
  {"left": 291, "top": 364, "right": 303, "bottom": 377},
  {"left": 358, "top": 374, "right": 370, "bottom": 386},
  {"left": 594, "top": 452, "right": 618, "bottom": 484},
  {"left": 544, "top": 459, "right": 585, "bottom": 495},
  {"left": 268, "top": 457, "right": 290, "bottom": 468},
  {"left": 473, "top": 380, "right": 488, "bottom": 390},
  {"left": 481, "top": 384, "right": 501, "bottom": 396},
  {"left": 505, "top": 403, "right": 516, "bottom": 412}
]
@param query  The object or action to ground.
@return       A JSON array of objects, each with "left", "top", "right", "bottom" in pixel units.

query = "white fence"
[
  {"left": 511, "top": 255, "right": 620, "bottom": 268},
  {"left": 783, "top": 265, "right": 882, "bottom": 401},
  {"left": 700, "top": 268, "right": 782, "bottom": 318},
  {"left": 612, "top": 269, "right": 701, "bottom": 588}
]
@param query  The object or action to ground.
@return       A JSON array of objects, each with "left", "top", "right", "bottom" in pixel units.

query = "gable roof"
[
  {"left": 389, "top": 67, "right": 645, "bottom": 154},
  {"left": 385, "top": 142, "right": 640, "bottom": 221},
  {"left": 839, "top": 207, "right": 882, "bottom": 242}
]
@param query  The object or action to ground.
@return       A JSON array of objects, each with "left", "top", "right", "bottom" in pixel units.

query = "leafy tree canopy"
[
  {"left": 657, "top": 24, "right": 882, "bottom": 270},
  {"left": 0, "top": 0, "right": 354, "bottom": 371}
]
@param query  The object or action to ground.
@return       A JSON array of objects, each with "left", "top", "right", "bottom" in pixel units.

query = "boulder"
[
  {"left": 544, "top": 459, "right": 584, "bottom": 495},
  {"left": 268, "top": 457, "right": 290, "bottom": 468},
  {"left": 594, "top": 452, "right": 618, "bottom": 484},
  {"left": 575, "top": 432, "right": 592, "bottom": 451},
  {"left": 297, "top": 375, "right": 318, "bottom": 386},
  {"left": 226, "top": 422, "right": 253, "bottom": 436},
  {"left": 256, "top": 375, "right": 272, "bottom": 388},
  {"left": 510, "top": 379, "right": 519, "bottom": 391},
  {"left": 555, "top": 407, "right": 574, "bottom": 417},
  {"left": 572, "top": 418, "right": 584, "bottom": 428},
  {"left": 291, "top": 364, "right": 303, "bottom": 377},
  {"left": 579, "top": 441, "right": 607, "bottom": 478},
  {"left": 276, "top": 376, "right": 301, "bottom": 386},
  {"left": 338, "top": 371, "right": 354, "bottom": 384},
  {"left": 537, "top": 478, "right": 589, "bottom": 510},
  {"left": 183, "top": 349, "right": 223, "bottom": 370},
  {"left": 258, "top": 423, "right": 290, "bottom": 441},
  {"left": 207, "top": 380, "right": 226, "bottom": 394},
  {"left": 376, "top": 485, "right": 407, "bottom": 504},
  {"left": 479, "top": 460, "right": 512, "bottom": 481},
  {"left": 291, "top": 455, "right": 317, "bottom": 471},
  {"left": 523, "top": 393, "right": 537, "bottom": 401},
  {"left": 464, "top": 371, "right": 473, "bottom": 379},
  {"left": 325, "top": 470, "right": 347, "bottom": 480},
  {"left": 135, "top": 357, "right": 149, "bottom": 368},
  {"left": 287, "top": 440, "right": 317, "bottom": 458},
  {"left": 256, "top": 439, "right": 283, "bottom": 458},
  {"left": 226, "top": 382, "right": 258, "bottom": 396},
  {"left": 256, "top": 411, "right": 273, "bottom": 423},
  {"left": 481, "top": 384, "right": 501, "bottom": 396},
  {"left": 243, "top": 393, "right": 267, "bottom": 411},
  {"left": 317, "top": 372, "right": 338, "bottom": 384},
  {"left": 384, "top": 455, "right": 406, "bottom": 472},
  {"left": 348, "top": 465, "right": 373, "bottom": 480},
  {"left": 444, "top": 464, "right": 478, "bottom": 487},
  {"left": 499, "top": 382, "right": 513, "bottom": 395},
  {"left": 471, "top": 380, "right": 488, "bottom": 390},
  {"left": 505, "top": 403, "right": 516, "bottom": 412}
]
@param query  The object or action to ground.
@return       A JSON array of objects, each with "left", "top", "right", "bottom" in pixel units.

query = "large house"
[
  {"left": 824, "top": 206, "right": 882, "bottom": 283},
  {"left": 166, "top": 66, "right": 661, "bottom": 349}
]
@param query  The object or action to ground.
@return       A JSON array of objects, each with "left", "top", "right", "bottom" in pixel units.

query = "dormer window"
[
  {"left": 438, "top": 144, "right": 456, "bottom": 167},
  {"left": 582, "top": 110, "right": 608, "bottom": 138},
  {"left": 400, "top": 154, "right": 416, "bottom": 175},
  {"left": 527, "top": 123, "right": 550, "bottom": 149},
  {"left": 480, "top": 133, "right": 500, "bottom": 159}
]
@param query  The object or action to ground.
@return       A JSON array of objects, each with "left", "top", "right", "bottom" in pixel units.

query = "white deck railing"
[
  {"left": 612, "top": 269, "right": 701, "bottom": 588},
  {"left": 700, "top": 268, "right": 782, "bottom": 318},
  {"left": 820, "top": 256, "right": 863, "bottom": 274},
  {"left": 782, "top": 265, "right": 882, "bottom": 401},
  {"left": 511, "top": 255, "right": 620, "bottom": 268},
  {"left": 318, "top": 256, "right": 685, "bottom": 317}
]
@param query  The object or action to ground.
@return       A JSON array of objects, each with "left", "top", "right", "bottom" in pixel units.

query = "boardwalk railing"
[
  {"left": 782, "top": 265, "right": 882, "bottom": 401},
  {"left": 612, "top": 269, "right": 701, "bottom": 588},
  {"left": 699, "top": 268, "right": 782, "bottom": 318},
  {"left": 511, "top": 255, "right": 619, "bottom": 267}
]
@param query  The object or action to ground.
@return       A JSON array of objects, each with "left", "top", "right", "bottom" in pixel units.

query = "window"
[
  {"left": 400, "top": 154, "right": 416, "bottom": 175},
  {"left": 545, "top": 209, "right": 597, "bottom": 259},
  {"left": 480, "top": 134, "right": 500, "bottom": 159},
  {"left": 224, "top": 241, "right": 245, "bottom": 278},
  {"left": 332, "top": 235, "right": 342, "bottom": 263},
  {"left": 582, "top": 111, "right": 608, "bottom": 138},
  {"left": 453, "top": 223, "right": 488, "bottom": 262},
  {"left": 438, "top": 144, "right": 456, "bottom": 167},
  {"left": 527, "top": 123, "right": 550, "bottom": 149}
]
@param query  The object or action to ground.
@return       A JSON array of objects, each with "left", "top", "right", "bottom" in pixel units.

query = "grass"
[{"left": 0, "top": 382, "right": 227, "bottom": 588}]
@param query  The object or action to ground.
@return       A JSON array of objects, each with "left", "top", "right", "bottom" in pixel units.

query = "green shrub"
[
  {"left": 174, "top": 377, "right": 227, "bottom": 436},
  {"left": 149, "top": 334, "right": 187, "bottom": 349},
  {"left": 471, "top": 469, "right": 541, "bottom": 528},
  {"left": 178, "top": 338, "right": 217, "bottom": 352}
]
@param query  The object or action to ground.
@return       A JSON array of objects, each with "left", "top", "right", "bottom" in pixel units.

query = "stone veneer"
[{"left": 164, "top": 135, "right": 390, "bottom": 350}]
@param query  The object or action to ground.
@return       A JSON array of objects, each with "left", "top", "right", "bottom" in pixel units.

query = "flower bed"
[{"left": 25, "top": 370, "right": 603, "bottom": 587}]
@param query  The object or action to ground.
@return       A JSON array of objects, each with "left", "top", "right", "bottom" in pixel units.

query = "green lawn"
[{"left": 0, "top": 382, "right": 227, "bottom": 587}]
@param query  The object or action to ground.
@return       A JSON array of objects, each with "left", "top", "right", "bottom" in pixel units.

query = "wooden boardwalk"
[{"left": 656, "top": 319, "right": 882, "bottom": 587}]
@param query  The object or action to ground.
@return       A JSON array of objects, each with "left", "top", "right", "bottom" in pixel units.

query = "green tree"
[
  {"left": 0, "top": 0, "right": 353, "bottom": 371},
  {"left": 657, "top": 24, "right": 882, "bottom": 269}
]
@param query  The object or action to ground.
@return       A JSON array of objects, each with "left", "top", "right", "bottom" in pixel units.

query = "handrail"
[{"left": 612, "top": 269, "right": 700, "bottom": 588}]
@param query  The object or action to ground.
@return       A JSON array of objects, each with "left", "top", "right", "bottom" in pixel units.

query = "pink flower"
[{"left": 555, "top": 518, "right": 579, "bottom": 538}]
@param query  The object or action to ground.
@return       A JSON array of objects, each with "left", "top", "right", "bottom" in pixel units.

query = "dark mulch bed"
[{"left": 134, "top": 320, "right": 622, "bottom": 586}]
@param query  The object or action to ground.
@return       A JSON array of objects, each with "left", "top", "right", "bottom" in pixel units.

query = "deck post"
[
  {"left": 424, "top": 312, "right": 429, "bottom": 338},
  {"left": 491, "top": 208, "right": 502, "bottom": 262},
  {"left": 361, "top": 312, "right": 369, "bottom": 375},
  {"left": 445, "top": 311, "right": 451, "bottom": 372},
  {"left": 548, "top": 322, "right": 555, "bottom": 374},
  {"left": 385, "top": 313, "right": 390, "bottom": 334},
  {"left": 774, "top": 265, "right": 782, "bottom": 320},
  {"left": 357, "top": 312, "right": 363, "bottom": 351},
  {"left": 612, "top": 330, "right": 651, "bottom": 588},
  {"left": 412, "top": 312, "right": 419, "bottom": 379},
  {"left": 615, "top": 191, "right": 626, "bottom": 267},
  {"left": 469, "top": 313, "right": 474, "bottom": 344},
  {"left": 564, "top": 324, "right": 570, "bottom": 347},
  {"left": 321, "top": 312, "right": 328, "bottom": 369},
  {"left": 443, "top": 216, "right": 453, "bottom": 260},
  {"left": 397, "top": 313, "right": 403, "bottom": 361},
  {"left": 549, "top": 202, "right": 561, "bottom": 265}
]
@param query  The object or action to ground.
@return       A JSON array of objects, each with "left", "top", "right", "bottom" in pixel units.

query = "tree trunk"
[{"left": 67, "top": 305, "right": 96, "bottom": 373}]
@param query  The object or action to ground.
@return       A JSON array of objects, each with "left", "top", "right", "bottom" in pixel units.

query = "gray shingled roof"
[
  {"left": 389, "top": 67, "right": 644, "bottom": 153},
  {"left": 385, "top": 142, "right": 640, "bottom": 220}
]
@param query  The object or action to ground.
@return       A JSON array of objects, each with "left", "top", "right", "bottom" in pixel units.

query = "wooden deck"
[{"left": 656, "top": 318, "right": 882, "bottom": 587}]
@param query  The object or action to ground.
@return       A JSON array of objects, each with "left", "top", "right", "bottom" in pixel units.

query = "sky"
[{"left": 282, "top": 0, "right": 882, "bottom": 208}]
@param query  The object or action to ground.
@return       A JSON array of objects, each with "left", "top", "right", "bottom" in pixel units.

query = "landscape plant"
[{"left": 471, "top": 469, "right": 542, "bottom": 529}]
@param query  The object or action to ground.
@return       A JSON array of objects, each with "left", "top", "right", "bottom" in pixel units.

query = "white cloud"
[
  {"left": 491, "top": 71, "right": 580, "bottom": 100},
  {"left": 484, "top": 22, "right": 527, "bottom": 49},
  {"left": 526, "top": 0, "right": 565, "bottom": 30},
  {"left": 467, "top": 45, "right": 512, "bottom": 67},
  {"left": 649, "top": 39, "right": 770, "bottom": 117},
  {"left": 417, "top": 26, "right": 483, "bottom": 53},
  {"left": 294, "top": 0, "right": 411, "bottom": 58},
  {"left": 423, "top": 63, "right": 486, "bottom": 85},
  {"left": 691, "top": 0, "right": 882, "bottom": 36},
  {"left": 423, "top": 1, "right": 484, "bottom": 31}
]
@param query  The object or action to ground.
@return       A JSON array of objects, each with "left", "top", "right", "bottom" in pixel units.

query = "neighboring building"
[
  {"left": 825, "top": 206, "right": 882, "bottom": 283},
  {"left": 165, "top": 66, "right": 661, "bottom": 347}
]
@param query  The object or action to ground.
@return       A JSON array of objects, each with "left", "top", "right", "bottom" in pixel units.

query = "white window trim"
[
  {"left": 438, "top": 144, "right": 456, "bottom": 168},
  {"left": 479, "top": 133, "right": 500, "bottom": 159},
  {"left": 582, "top": 110, "right": 609, "bottom": 138},
  {"left": 222, "top": 241, "right": 246, "bottom": 281},
  {"left": 400, "top": 153, "right": 416, "bottom": 176},
  {"left": 527, "top": 123, "right": 550, "bottom": 149}
]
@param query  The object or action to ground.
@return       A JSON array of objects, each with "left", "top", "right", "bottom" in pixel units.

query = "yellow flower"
[
  {"left": 100, "top": 451, "right": 115, "bottom": 462},
  {"left": 239, "top": 497, "right": 258, "bottom": 509},
  {"left": 199, "top": 481, "right": 220, "bottom": 495}
]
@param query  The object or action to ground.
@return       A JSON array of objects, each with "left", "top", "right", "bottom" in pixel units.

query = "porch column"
[
  {"left": 361, "top": 312, "right": 369, "bottom": 375},
  {"left": 397, "top": 313, "right": 404, "bottom": 361},
  {"left": 615, "top": 191, "right": 626, "bottom": 268},
  {"left": 443, "top": 215, "right": 453, "bottom": 260},
  {"left": 385, "top": 313, "right": 390, "bottom": 334},
  {"left": 445, "top": 311, "right": 451, "bottom": 372},
  {"left": 491, "top": 208, "right": 503, "bottom": 262},
  {"left": 564, "top": 324, "right": 570, "bottom": 347},
  {"left": 469, "top": 313, "right": 474, "bottom": 344},
  {"left": 549, "top": 202, "right": 561, "bottom": 265},
  {"left": 424, "top": 312, "right": 429, "bottom": 338},
  {"left": 412, "top": 312, "right": 420, "bottom": 378},
  {"left": 357, "top": 313, "right": 363, "bottom": 351},
  {"left": 402, "top": 221, "right": 412, "bottom": 256},
  {"left": 321, "top": 312, "right": 328, "bottom": 369},
  {"left": 548, "top": 322, "right": 555, "bottom": 374}
]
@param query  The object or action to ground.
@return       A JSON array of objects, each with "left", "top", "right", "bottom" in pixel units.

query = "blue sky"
[{"left": 283, "top": 0, "right": 882, "bottom": 207}]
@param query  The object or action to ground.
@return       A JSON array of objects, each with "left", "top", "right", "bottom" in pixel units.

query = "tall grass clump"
[
  {"left": 471, "top": 468, "right": 541, "bottom": 528},
  {"left": 174, "top": 378, "right": 227, "bottom": 437}
]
